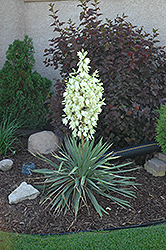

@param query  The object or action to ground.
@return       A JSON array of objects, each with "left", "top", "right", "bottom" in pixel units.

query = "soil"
[{"left": 0, "top": 134, "right": 166, "bottom": 235}]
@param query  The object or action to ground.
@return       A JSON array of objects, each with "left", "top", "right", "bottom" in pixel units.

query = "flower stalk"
[{"left": 62, "top": 49, "right": 105, "bottom": 140}]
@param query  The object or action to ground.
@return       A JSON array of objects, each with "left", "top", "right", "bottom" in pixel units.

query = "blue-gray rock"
[{"left": 22, "top": 162, "right": 35, "bottom": 175}]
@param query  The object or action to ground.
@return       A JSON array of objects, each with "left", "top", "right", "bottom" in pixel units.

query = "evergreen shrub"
[
  {"left": 0, "top": 35, "right": 52, "bottom": 129},
  {"left": 44, "top": 0, "right": 166, "bottom": 148},
  {"left": 156, "top": 104, "right": 166, "bottom": 154}
]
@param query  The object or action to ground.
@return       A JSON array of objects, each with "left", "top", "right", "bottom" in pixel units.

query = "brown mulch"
[{"left": 0, "top": 135, "right": 166, "bottom": 235}]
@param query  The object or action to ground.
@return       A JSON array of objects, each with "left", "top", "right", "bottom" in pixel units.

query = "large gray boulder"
[
  {"left": 8, "top": 182, "right": 40, "bottom": 204},
  {"left": 28, "top": 130, "right": 60, "bottom": 155}
]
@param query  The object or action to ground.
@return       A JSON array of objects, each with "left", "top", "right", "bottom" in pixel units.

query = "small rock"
[
  {"left": 0, "top": 159, "right": 13, "bottom": 171},
  {"left": 8, "top": 182, "right": 40, "bottom": 204},
  {"left": 28, "top": 130, "right": 60, "bottom": 154},
  {"left": 22, "top": 162, "right": 35, "bottom": 175},
  {"left": 146, "top": 157, "right": 166, "bottom": 171},
  {"left": 146, "top": 165, "right": 165, "bottom": 176},
  {"left": 155, "top": 152, "right": 166, "bottom": 163}
]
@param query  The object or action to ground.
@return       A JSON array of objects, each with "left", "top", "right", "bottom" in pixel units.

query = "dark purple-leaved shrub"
[{"left": 44, "top": 0, "right": 166, "bottom": 149}]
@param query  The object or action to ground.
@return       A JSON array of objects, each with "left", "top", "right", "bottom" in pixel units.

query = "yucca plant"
[
  {"left": 34, "top": 136, "right": 136, "bottom": 217},
  {"left": 33, "top": 50, "right": 137, "bottom": 218},
  {"left": 0, "top": 115, "right": 21, "bottom": 155}
]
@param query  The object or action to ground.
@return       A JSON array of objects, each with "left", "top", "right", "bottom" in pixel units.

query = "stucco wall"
[
  {"left": 24, "top": 0, "right": 80, "bottom": 81},
  {"left": 1, "top": 0, "right": 166, "bottom": 84},
  {"left": 0, "top": 0, "right": 25, "bottom": 69}
]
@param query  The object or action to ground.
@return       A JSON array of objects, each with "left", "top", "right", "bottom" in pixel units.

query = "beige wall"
[
  {"left": 24, "top": 0, "right": 80, "bottom": 81},
  {"left": 1, "top": 0, "right": 166, "bottom": 84},
  {"left": 0, "top": 0, "right": 25, "bottom": 68}
]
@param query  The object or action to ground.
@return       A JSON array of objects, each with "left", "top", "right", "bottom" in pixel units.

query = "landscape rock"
[
  {"left": 155, "top": 152, "right": 166, "bottom": 162},
  {"left": 8, "top": 182, "right": 40, "bottom": 204},
  {"left": 28, "top": 130, "right": 60, "bottom": 155},
  {"left": 144, "top": 164, "right": 165, "bottom": 177},
  {"left": 22, "top": 162, "right": 35, "bottom": 175},
  {"left": 144, "top": 154, "right": 166, "bottom": 177},
  {"left": 0, "top": 159, "right": 13, "bottom": 171},
  {"left": 146, "top": 158, "right": 166, "bottom": 171}
]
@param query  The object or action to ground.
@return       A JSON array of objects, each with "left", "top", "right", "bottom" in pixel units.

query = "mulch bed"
[{"left": 0, "top": 135, "right": 166, "bottom": 235}]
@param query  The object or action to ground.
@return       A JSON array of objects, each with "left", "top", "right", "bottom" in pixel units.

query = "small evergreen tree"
[{"left": 0, "top": 35, "right": 52, "bottom": 129}]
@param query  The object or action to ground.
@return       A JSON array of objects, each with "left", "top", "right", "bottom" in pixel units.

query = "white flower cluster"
[{"left": 62, "top": 50, "right": 105, "bottom": 140}]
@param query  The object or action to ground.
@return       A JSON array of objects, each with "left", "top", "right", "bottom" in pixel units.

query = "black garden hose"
[{"left": 112, "top": 141, "right": 161, "bottom": 160}]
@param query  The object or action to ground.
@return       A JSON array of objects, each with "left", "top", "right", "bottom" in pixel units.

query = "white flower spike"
[{"left": 62, "top": 49, "right": 105, "bottom": 140}]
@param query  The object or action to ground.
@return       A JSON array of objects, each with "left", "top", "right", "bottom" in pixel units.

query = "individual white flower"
[{"left": 62, "top": 49, "right": 105, "bottom": 140}]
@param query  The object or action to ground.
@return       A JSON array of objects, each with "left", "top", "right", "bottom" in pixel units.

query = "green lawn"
[{"left": 0, "top": 223, "right": 166, "bottom": 250}]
